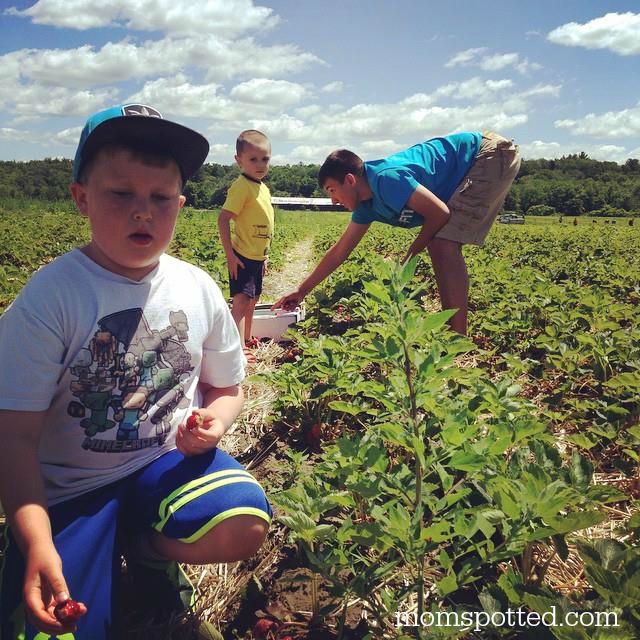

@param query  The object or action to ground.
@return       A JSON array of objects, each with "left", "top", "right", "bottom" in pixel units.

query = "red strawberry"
[
  {"left": 306, "top": 423, "right": 322, "bottom": 446},
  {"left": 54, "top": 598, "right": 83, "bottom": 623},
  {"left": 253, "top": 617, "right": 279, "bottom": 638},
  {"left": 186, "top": 410, "right": 204, "bottom": 431}
]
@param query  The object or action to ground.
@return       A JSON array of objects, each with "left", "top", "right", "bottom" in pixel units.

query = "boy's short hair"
[
  {"left": 79, "top": 142, "right": 180, "bottom": 185},
  {"left": 236, "top": 130, "right": 270, "bottom": 155},
  {"left": 318, "top": 149, "right": 364, "bottom": 187},
  {"left": 73, "top": 104, "right": 209, "bottom": 184}
]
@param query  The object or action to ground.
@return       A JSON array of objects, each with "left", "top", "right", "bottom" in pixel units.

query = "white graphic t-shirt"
[{"left": 0, "top": 250, "right": 245, "bottom": 504}]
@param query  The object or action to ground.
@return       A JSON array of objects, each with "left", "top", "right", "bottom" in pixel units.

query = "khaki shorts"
[{"left": 435, "top": 131, "right": 521, "bottom": 246}]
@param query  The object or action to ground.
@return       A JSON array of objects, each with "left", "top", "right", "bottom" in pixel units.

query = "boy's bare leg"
[
  {"left": 144, "top": 515, "right": 269, "bottom": 564},
  {"left": 230, "top": 293, "right": 251, "bottom": 338},
  {"left": 243, "top": 297, "right": 259, "bottom": 342},
  {"left": 427, "top": 237, "right": 469, "bottom": 335}
]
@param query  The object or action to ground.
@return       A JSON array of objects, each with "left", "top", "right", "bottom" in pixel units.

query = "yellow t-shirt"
[{"left": 222, "top": 175, "right": 274, "bottom": 261}]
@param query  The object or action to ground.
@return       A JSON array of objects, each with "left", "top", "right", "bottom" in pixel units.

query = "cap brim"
[{"left": 81, "top": 116, "right": 209, "bottom": 182}]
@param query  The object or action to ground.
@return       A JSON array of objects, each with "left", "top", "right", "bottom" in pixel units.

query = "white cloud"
[
  {"left": 548, "top": 12, "right": 640, "bottom": 56},
  {"left": 244, "top": 93, "right": 529, "bottom": 150},
  {"left": 4, "top": 0, "right": 279, "bottom": 37},
  {"left": 321, "top": 81, "right": 344, "bottom": 94},
  {"left": 555, "top": 103, "right": 640, "bottom": 138},
  {"left": 293, "top": 105, "right": 324, "bottom": 118},
  {"left": 360, "top": 139, "right": 401, "bottom": 157},
  {"left": 520, "top": 139, "right": 629, "bottom": 163},
  {"left": 11, "top": 86, "right": 118, "bottom": 119},
  {"left": 230, "top": 79, "right": 309, "bottom": 107},
  {"left": 445, "top": 48, "right": 487, "bottom": 67},
  {"left": 2, "top": 36, "right": 320, "bottom": 92},
  {"left": 479, "top": 53, "right": 520, "bottom": 71},
  {"left": 52, "top": 126, "right": 83, "bottom": 147},
  {"left": 515, "top": 59, "right": 543, "bottom": 74},
  {"left": 200, "top": 38, "right": 323, "bottom": 82},
  {"left": 497, "top": 84, "right": 562, "bottom": 113},
  {"left": 278, "top": 144, "right": 337, "bottom": 164},
  {"left": 446, "top": 49, "right": 541, "bottom": 74},
  {"left": 126, "top": 76, "right": 230, "bottom": 119},
  {"left": 435, "top": 77, "right": 514, "bottom": 101},
  {"left": 521, "top": 84, "right": 562, "bottom": 98},
  {"left": 0, "top": 127, "right": 31, "bottom": 142},
  {"left": 205, "top": 142, "right": 234, "bottom": 164},
  {"left": 520, "top": 140, "right": 562, "bottom": 158},
  {"left": 248, "top": 114, "right": 309, "bottom": 142},
  {"left": 124, "top": 76, "right": 310, "bottom": 130}
]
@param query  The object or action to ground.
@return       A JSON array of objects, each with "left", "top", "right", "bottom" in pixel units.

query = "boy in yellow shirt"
[{"left": 218, "top": 130, "right": 274, "bottom": 362}]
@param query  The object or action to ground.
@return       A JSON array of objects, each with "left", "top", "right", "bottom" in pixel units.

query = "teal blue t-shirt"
[{"left": 352, "top": 132, "right": 482, "bottom": 228}]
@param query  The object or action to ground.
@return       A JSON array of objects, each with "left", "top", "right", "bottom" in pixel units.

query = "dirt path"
[
  {"left": 261, "top": 235, "right": 317, "bottom": 302},
  {"left": 195, "top": 235, "right": 319, "bottom": 635}
]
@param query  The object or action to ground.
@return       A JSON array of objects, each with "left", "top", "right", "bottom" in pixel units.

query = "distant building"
[{"left": 271, "top": 196, "right": 345, "bottom": 211}]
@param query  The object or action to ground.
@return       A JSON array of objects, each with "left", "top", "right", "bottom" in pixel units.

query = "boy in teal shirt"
[{"left": 274, "top": 131, "right": 520, "bottom": 334}]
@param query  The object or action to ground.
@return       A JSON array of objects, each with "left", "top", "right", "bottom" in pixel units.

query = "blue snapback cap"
[{"left": 72, "top": 104, "right": 209, "bottom": 183}]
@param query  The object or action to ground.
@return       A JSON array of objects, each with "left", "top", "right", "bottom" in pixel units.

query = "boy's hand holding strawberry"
[{"left": 176, "top": 409, "right": 226, "bottom": 456}]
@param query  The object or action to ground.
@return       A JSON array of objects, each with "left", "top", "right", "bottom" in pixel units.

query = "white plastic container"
[{"left": 251, "top": 303, "right": 305, "bottom": 341}]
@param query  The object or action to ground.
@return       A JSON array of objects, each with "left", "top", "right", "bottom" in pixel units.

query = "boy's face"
[
  {"left": 323, "top": 174, "right": 360, "bottom": 211},
  {"left": 70, "top": 148, "right": 186, "bottom": 281},
  {"left": 235, "top": 142, "right": 271, "bottom": 181}
]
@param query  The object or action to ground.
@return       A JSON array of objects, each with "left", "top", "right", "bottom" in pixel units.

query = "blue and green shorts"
[{"left": 0, "top": 448, "right": 271, "bottom": 639}]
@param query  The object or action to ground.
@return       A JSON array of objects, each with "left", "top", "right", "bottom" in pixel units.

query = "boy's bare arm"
[
  {"left": 176, "top": 383, "right": 244, "bottom": 456},
  {"left": 272, "top": 221, "right": 370, "bottom": 310},
  {"left": 0, "top": 410, "right": 51, "bottom": 552},
  {"left": 218, "top": 209, "right": 244, "bottom": 279},
  {"left": 0, "top": 409, "right": 80, "bottom": 632},
  {"left": 217, "top": 209, "right": 236, "bottom": 258},
  {"left": 402, "top": 185, "right": 450, "bottom": 262}
]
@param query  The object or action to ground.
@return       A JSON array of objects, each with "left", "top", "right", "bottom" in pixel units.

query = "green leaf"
[
  {"left": 313, "top": 524, "right": 336, "bottom": 540},
  {"left": 363, "top": 280, "right": 392, "bottom": 304},
  {"left": 328, "top": 400, "right": 364, "bottom": 416},
  {"left": 421, "top": 520, "right": 452, "bottom": 543},
  {"left": 478, "top": 587, "right": 503, "bottom": 616},
  {"left": 586, "top": 484, "right": 630, "bottom": 504},
  {"left": 377, "top": 421, "right": 412, "bottom": 449},
  {"left": 437, "top": 573, "right": 458, "bottom": 596},
  {"left": 448, "top": 451, "right": 487, "bottom": 472},
  {"left": 568, "top": 451, "right": 593, "bottom": 490},
  {"left": 622, "top": 448, "right": 640, "bottom": 462},
  {"left": 566, "top": 433, "right": 598, "bottom": 450},
  {"left": 545, "top": 510, "right": 606, "bottom": 534},
  {"left": 438, "top": 549, "right": 453, "bottom": 570},
  {"left": 422, "top": 309, "right": 457, "bottom": 332}
]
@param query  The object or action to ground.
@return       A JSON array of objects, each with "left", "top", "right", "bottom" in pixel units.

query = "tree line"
[{"left": 1, "top": 154, "right": 639, "bottom": 217}]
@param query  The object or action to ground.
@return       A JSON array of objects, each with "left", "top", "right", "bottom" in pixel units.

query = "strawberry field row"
[{"left": 264, "top": 220, "right": 639, "bottom": 638}]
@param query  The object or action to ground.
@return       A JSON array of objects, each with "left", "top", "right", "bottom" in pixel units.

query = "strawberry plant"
[{"left": 274, "top": 258, "right": 614, "bottom": 638}]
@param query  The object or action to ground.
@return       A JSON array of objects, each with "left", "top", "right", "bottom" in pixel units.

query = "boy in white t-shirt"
[{"left": 0, "top": 104, "right": 271, "bottom": 639}]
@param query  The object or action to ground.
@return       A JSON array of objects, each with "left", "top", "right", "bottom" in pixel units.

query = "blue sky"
[{"left": 1, "top": 0, "right": 639, "bottom": 166}]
